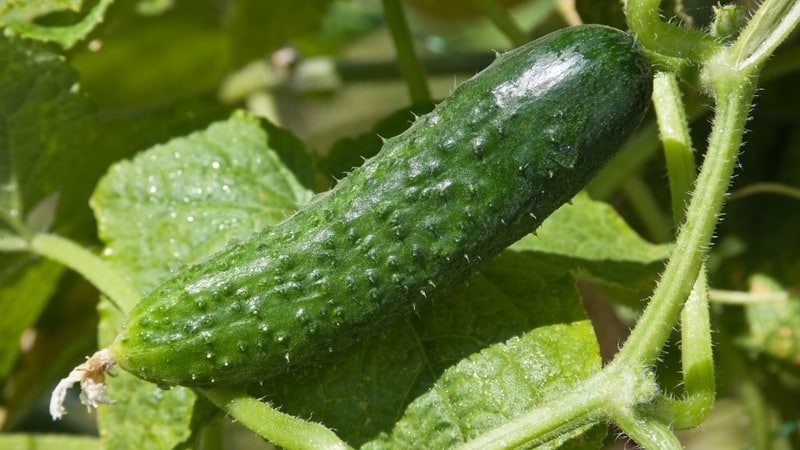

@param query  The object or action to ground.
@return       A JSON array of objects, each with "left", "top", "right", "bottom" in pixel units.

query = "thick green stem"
[
  {"left": 648, "top": 69, "right": 716, "bottom": 428},
  {"left": 457, "top": 378, "right": 607, "bottom": 449},
  {"left": 626, "top": 0, "right": 721, "bottom": 64},
  {"left": 653, "top": 71, "right": 696, "bottom": 227},
  {"left": 29, "top": 233, "right": 139, "bottom": 313},
  {"left": 652, "top": 269, "right": 715, "bottom": 429},
  {"left": 730, "top": 0, "right": 800, "bottom": 72},
  {"left": 612, "top": 74, "right": 756, "bottom": 369},
  {"left": 613, "top": 409, "right": 683, "bottom": 449},
  {"left": 381, "top": 0, "right": 432, "bottom": 103},
  {"left": 200, "top": 388, "right": 353, "bottom": 450}
]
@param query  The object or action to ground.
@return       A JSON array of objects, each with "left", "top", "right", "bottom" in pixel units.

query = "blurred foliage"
[{"left": 0, "top": 0, "right": 799, "bottom": 449}]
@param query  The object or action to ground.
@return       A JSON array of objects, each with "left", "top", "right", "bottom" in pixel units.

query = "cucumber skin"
[{"left": 111, "top": 25, "right": 652, "bottom": 387}]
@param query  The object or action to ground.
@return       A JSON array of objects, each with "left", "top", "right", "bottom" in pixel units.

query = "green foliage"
[
  {"left": 0, "top": 0, "right": 113, "bottom": 48},
  {"left": 2, "top": 0, "right": 800, "bottom": 449}
]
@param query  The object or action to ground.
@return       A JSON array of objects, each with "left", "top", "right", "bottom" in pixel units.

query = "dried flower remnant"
[{"left": 50, "top": 349, "right": 116, "bottom": 420}]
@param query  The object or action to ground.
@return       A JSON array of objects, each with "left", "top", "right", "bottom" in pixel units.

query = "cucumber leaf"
[
  {"left": 0, "top": 0, "right": 113, "bottom": 49},
  {"left": 262, "top": 252, "right": 605, "bottom": 448},
  {"left": 0, "top": 34, "right": 96, "bottom": 389},
  {"left": 91, "top": 111, "right": 313, "bottom": 450},
  {"left": 68, "top": 2, "right": 229, "bottom": 111},
  {"left": 93, "top": 110, "right": 312, "bottom": 299},
  {"left": 511, "top": 193, "right": 671, "bottom": 301},
  {"left": 91, "top": 113, "right": 661, "bottom": 448},
  {"left": 0, "top": 35, "right": 96, "bottom": 241}
]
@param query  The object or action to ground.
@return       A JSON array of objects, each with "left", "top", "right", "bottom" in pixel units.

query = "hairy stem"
[
  {"left": 653, "top": 71, "right": 696, "bottom": 227},
  {"left": 200, "top": 388, "right": 353, "bottom": 450},
  {"left": 30, "top": 233, "right": 139, "bottom": 313},
  {"left": 626, "top": 0, "right": 720, "bottom": 64},
  {"left": 612, "top": 72, "right": 756, "bottom": 369},
  {"left": 614, "top": 409, "right": 683, "bottom": 449}
]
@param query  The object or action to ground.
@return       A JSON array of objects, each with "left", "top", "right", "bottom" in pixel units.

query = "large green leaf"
[
  {"left": 91, "top": 111, "right": 313, "bottom": 449},
  {"left": 68, "top": 1, "right": 229, "bottom": 111},
  {"left": 263, "top": 252, "right": 605, "bottom": 448},
  {"left": 0, "top": 34, "right": 95, "bottom": 389},
  {"left": 0, "top": 35, "right": 95, "bottom": 242}
]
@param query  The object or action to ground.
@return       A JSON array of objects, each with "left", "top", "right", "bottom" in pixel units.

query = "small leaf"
[
  {"left": 738, "top": 274, "right": 800, "bottom": 364},
  {"left": 91, "top": 111, "right": 313, "bottom": 449},
  {"left": 0, "top": 0, "right": 83, "bottom": 21}
]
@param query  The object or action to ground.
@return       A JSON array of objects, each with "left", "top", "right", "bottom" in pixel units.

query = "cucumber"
[{"left": 110, "top": 25, "right": 652, "bottom": 387}]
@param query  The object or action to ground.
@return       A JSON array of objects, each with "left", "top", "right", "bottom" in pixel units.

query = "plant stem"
[
  {"left": 652, "top": 269, "right": 715, "bottom": 428},
  {"left": 29, "top": 233, "right": 140, "bottom": 313},
  {"left": 625, "top": 0, "right": 720, "bottom": 64},
  {"left": 622, "top": 176, "right": 673, "bottom": 243},
  {"left": 200, "top": 388, "right": 353, "bottom": 450},
  {"left": 653, "top": 71, "right": 696, "bottom": 227},
  {"left": 611, "top": 73, "right": 756, "bottom": 370},
  {"left": 648, "top": 69, "right": 716, "bottom": 428},
  {"left": 730, "top": 182, "right": 800, "bottom": 201},
  {"left": 457, "top": 378, "right": 607, "bottom": 449},
  {"left": 613, "top": 409, "right": 683, "bottom": 449},
  {"left": 709, "top": 288, "right": 788, "bottom": 304},
  {"left": 730, "top": 0, "right": 800, "bottom": 72},
  {"left": 381, "top": 0, "right": 432, "bottom": 104}
]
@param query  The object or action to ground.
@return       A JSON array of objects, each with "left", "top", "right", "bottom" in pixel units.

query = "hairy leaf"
[{"left": 91, "top": 111, "right": 312, "bottom": 449}]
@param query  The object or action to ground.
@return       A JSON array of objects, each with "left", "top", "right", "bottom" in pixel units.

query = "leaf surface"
[
  {"left": 0, "top": 0, "right": 113, "bottom": 48},
  {"left": 91, "top": 111, "right": 313, "bottom": 449},
  {"left": 511, "top": 193, "right": 671, "bottom": 301},
  {"left": 263, "top": 252, "right": 605, "bottom": 448}
]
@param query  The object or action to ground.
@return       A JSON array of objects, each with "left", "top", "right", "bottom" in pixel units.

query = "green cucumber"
[{"left": 110, "top": 25, "right": 652, "bottom": 387}]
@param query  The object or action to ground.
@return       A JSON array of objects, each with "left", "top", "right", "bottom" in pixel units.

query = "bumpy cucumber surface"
[{"left": 111, "top": 25, "right": 652, "bottom": 387}]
